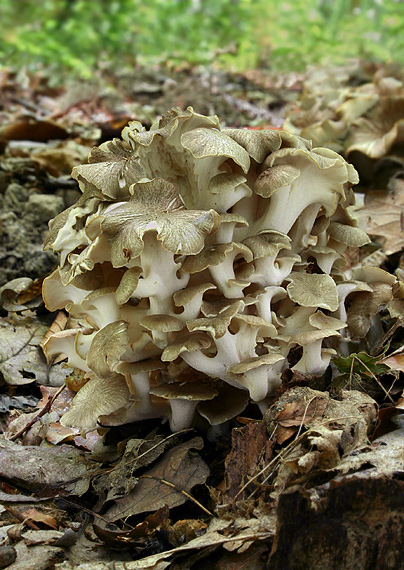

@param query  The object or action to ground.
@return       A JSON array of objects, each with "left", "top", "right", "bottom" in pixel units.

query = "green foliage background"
[{"left": 0, "top": 0, "right": 403, "bottom": 75}]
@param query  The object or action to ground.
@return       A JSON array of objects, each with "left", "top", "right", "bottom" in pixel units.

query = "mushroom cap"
[
  {"left": 352, "top": 266, "right": 397, "bottom": 286},
  {"left": 286, "top": 273, "right": 339, "bottom": 312},
  {"left": 227, "top": 352, "right": 285, "bottom": 376},
  {"left": 101, "top": 178, "right": 220, "bottom": 267},
  {"left": 181, "top": 127, "right": 251, "bottom": 173},
  {"left": 187, "top": 300, "right": 244, "bottom": 338},
  {"left": 224, "top": 128, "right": 310, "bottom": 163},
  {"left": 198, "top": 383, "right": 249, "bottom": 425},
  {"left": 116, "top": 359, "right": 165, "bottom": 376},
  {"left": 139, "top": 314, "right": 184, "bottom": 333},
  {"left": 162, "top": 332, "right": 212, "bottom": 362},
  {"left": 115, "top": 267, "right": 143, "bottom": 305},
  {"left": 243, "top": 231, "right": 291, "bottom": 259},
  {"left": 149, "top": 381, "right": 218, "bottom": 402},
  {"left": 209, "top": 174, "right": 248, "bottom": 196},
  {"left": 254, "top": 164, "right": 301, "bottom": 198},
  {"left": 327, "top": 222, "right": 371, "bottom": 247},
  {"left": 173, "top": 283, "right": 216, "bottom": 307},
  {"left": 61, "top": 374, "right": 131, "bottom": 431},
  {"left": 231, "top": 313, "right": 278, "bottom": 339},
  {"left": 181, "top": 242, "right": 253, "bottom": 274},
  {"left": 87, "top": 320, "right": 129, "bottom": 378},
  {"left": 72, "top": 138, "right": 144, "bottom": 199},
  {"left": 218, "top": 212, "right": 249, "bottom": 227}
]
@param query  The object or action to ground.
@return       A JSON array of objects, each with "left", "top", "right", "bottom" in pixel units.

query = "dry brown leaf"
[
  {"left": 0, "top": 315, "right": 72, "bottom": 386},
  {"left": 355, "top": 179, "right": 404, "bottom": 255},
  {"left": 0, "top": 436, "right": 95, "bottom": 496},
  {"left": 224, "top": 423, "right": 273, "bottom": 500},
  {"left": 93, "top": 505, "right": 170, "bottom": 546},
  {"left": 105, "top": 437, "right": 209, "bottom": 521},
  {"left": 276, "top": 396, "right": 329, "bottom": 428},
  {"left": 379, "top": 346, "right": 404, "bottom": 371},
  {"left": 21, "top": 508, "right": 58, "bottom": 530}
]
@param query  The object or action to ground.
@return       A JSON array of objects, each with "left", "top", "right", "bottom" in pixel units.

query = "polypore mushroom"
[{"left": 42, "top": 106, "right": 395, "bottom": 432}]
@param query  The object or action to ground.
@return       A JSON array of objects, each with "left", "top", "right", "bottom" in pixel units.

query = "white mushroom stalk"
[{"left": 42, "top": 106, "right": 395, "bottom": 432}]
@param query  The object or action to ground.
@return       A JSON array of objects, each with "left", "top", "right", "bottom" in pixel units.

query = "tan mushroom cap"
[
  {"left": 149, "top": 381, "right": 218, "bottom": 402},
  {"left": 243, "top": 231, "right": 291, "bottom": 260},
  {"left": 208, "top": 173, "right": 247, "bottom": 195},
  {"left": 309, "top": 311, "right": 346, "bottom": 331},
  {"left": 115, "top": 267, "right": 142, "bottom": 305},
  {"left": 101, "top": 178, "right": 220, "bottom": 267},
  {"left": 117, "top": 359, "right": 165, "bottom": 376},
  {"left": 70, "top": 264, "right": 105, "bottom": 291},
  {"left": 201, "top": 295, "right": 245, "bottom": 317},
  {"left": 227, "top": 352, "right": 285, "bottom": 377},
  {"left": 232, "top": 313, "right": 278, "bottom": 339},
  {"left": 347, "top": 283, "right": 395, "bottom": 338},
  {"left": 72, "top": 138, "right": 144, "bottom": 199},
  {"left": 198, "top": 383, "right": 249, "bottom": 425},
  {"left": 139, "top": 314, "right": 184, "bottom": 333},
  {"left": 327, "top": 222, "right": 371, "bottom": 247},
  {"left": 181, "top": 127, "right": 251, "bottom": 173},
  {"left": 81, "top": 287, "right": 117, "bottom": 310},
  {"left": 87, "top": 320, "right": 129, "bottom": 379},
  {"left": 173, "top": 283, "right": 216, "bottom": 307},
  {"left": 218, "top": 212, "right": 249, "bottom": 228},
  {"left": 286, "top": 273, "right": 339, "bottom": 312},
  {"left": 303, "top": 245, "right": 344, "bottom": 274},
  {"left": 161, "top": 332, "right": 212, "bottom": 362},
  {"left": 61, "top": 374, "right": 130, "bottom": 430},
  {"left": 352, "top": 266, "right": 396, "bottom": 286},
  {"left": 181, "top": 242, "right": 253, "bottom": 274},
  {"left": 149, "top": 379, "right": 219, "bottom": 431},
  {"left": 254, "top": 164, "right": 301, "bottom": 198},
  {"left": 224, "top": 128, "right": 309, "bottom": 163},
  {"left": 291, "top": 327, "right": 340, "bottom": 346},
  {"left": 187, "top": 300, "right": 244, "bottom": 338}
]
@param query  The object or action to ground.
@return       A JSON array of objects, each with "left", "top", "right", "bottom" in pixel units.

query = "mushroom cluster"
[
  {"left": 283, "top": 64, "right": 404, "bottom": 160},
  {"left": 42, "top": 107, "right": 393, "bottom": 432}
]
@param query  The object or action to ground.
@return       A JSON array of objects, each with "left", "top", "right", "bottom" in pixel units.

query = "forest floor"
[{"left": 1, "top": 60, "right": 404, "bottom": 570}]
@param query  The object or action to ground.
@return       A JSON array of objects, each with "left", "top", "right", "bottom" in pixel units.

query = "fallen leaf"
[
  {"left": 1, "top": 119, "right": 69, "bottom": 142},
  {"left": 93, "top": 434, "right": 174, "bottom": 502},
  {"left": 0, "top": 436, "right": 95, "bottom": 496},
  {"left": 355, "top": 179, "right": 404, "bottom": 255},
  {"left": 105, "top": 437, "right": 210, "bottom": 521},
  {"left": 224, "top": 423, "right": 273, "bottom": 500},
  {"left": 0, "top": 394, "right": 38, "bottom": 413},
  {"left": 21, "top": 508, "right": 58, "bottom": 529},
  {"left": 379, "top": 345, "right": 404, "bottom": 372},
  {"left": 276, "top": 396, "right": 329, "bottom": 428},
  {"left": 93, "top": 505, "right": 169, "bottom": 546},
  {"left": 0, "top": 315, "right": 72, "bottom": 386},
  {"left": 113, "top": 516, "right": 274, "bottom": 570}
]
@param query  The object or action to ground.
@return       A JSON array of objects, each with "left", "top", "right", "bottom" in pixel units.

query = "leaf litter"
[{"left": 1, "top": 60, "right": 404, "bottom": 569}]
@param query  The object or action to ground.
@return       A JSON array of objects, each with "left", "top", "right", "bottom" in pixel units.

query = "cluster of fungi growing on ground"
[{"left": 42, "top": 107, "right": 395, "bottom": 432}]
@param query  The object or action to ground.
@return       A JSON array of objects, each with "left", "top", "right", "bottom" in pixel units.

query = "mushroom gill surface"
[{"left": 43, "top": 107, "right": 394, "bottom": 431}]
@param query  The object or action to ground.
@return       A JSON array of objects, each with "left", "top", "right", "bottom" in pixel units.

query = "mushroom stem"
[
  {"left": 169, "top": 399, "right": 198, "bottom": 432},
  {"left": 135, "top": 235, "right": 190, "bottom": 314},
  {"left": 292, "top": 339, "right": 330, "bottom": 375}
]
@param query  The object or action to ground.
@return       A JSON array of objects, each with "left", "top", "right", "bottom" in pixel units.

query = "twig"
[
  {"left": 3, "top": 505, "right": 40, "bottom": 531},
  {"left": 140, "top": 475, "right": 213, "bottom": 517},
  {"left": 52, "top": 428, "right": 194, "bottom": 487},
  {"left": 10, "top": 384, "right": 66, "bottom": 441},
  {"left": 352, "top": 355, "right": 395, "bottom": 404}
]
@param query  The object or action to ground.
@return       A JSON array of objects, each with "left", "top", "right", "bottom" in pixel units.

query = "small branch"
[{"left": 10, "top": 384, "right": 66, "bottom": 441}]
